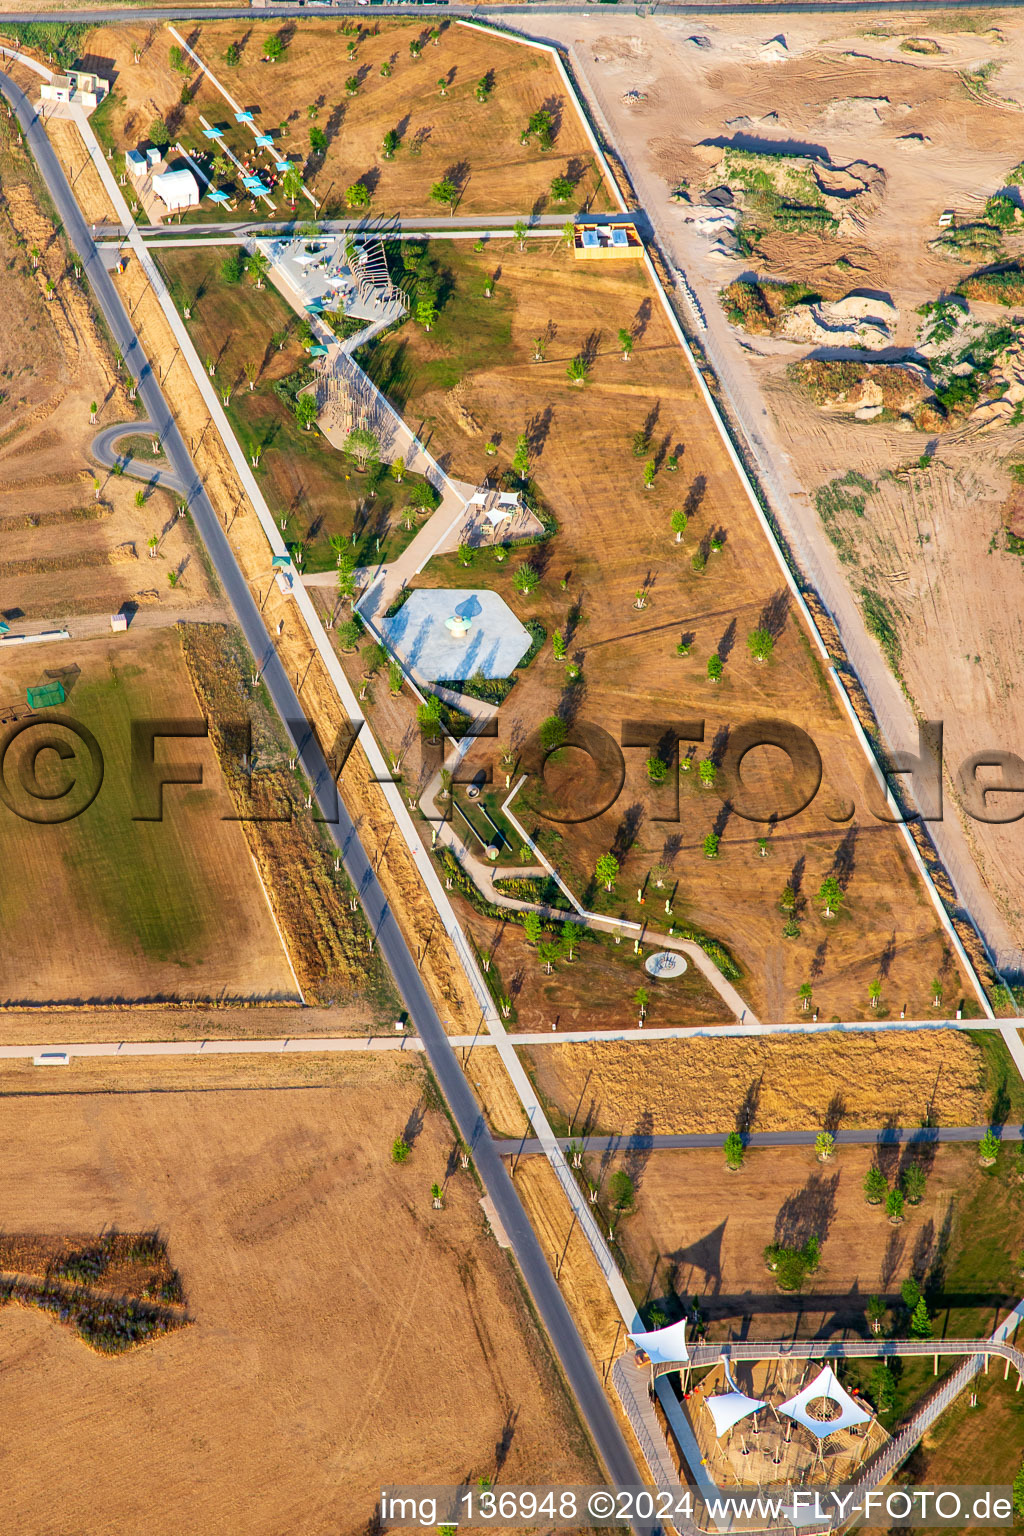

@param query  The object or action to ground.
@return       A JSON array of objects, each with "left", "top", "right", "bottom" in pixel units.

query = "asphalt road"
[
  {"left": 0, "top": 65, "right": 655, "bottom": 1521},
  {"left": 1, "top": 0, "right": 1022, "bottom": 19},
  {"left": 494, "top": 1125, "right": 1024, "bottom": 1156}
]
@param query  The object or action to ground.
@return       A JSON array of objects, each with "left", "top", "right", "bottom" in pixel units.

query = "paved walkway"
[
  {"left": 493, "top": 1125, "right": 1024, "bottom": 1156},
  {"left": 0, "top": 1035, "right": 424, "bottom": 1061}
]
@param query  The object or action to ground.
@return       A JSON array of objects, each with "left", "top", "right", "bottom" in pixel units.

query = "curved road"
[
  {"left": 0, "top": 65, "right": 655, "bottom": 1521},
  {"left": 92, "top": 419, "right": 188, "bottom": 493}
]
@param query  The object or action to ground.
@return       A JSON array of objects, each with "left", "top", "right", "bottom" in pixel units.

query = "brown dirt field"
[
  {"left": 0, "top": 1001, "right": 376, "bottom": 1044},
  {"left": 611, "top": 1144, "right": 1011, "bottom": 1338},
  {"left": 362, "top": 239, "right": 973, "bottom": 1023},
  {"left": 83, "top": 18, "right": 613, "bottom": 219},
  {"left": 521, "top": 1031, "right": 989, "bottom": 1136},
  {"left": 44, "top": 115, "right": 119, "bottom": 226},
  {"left": 514, "top": 1155, "right": 626, "bottom": 1373},
  {"left": 0, "top": 629, "right": 296, "bottom": 1004},
  {"left": 540, "top": 11, "right": 1024, "bottom": 960},
  {"left": 461, "top": 1039, "right": 531, "bottom": 1138},
  {"left": 109, "top": 239, "right": 482, "bottom": 1028},
  {"left": 0, "top": 1056, "right": 599, "bottom": 1533},
  {"left": 0, "top": 117, "right": 217, "bottom": 628}
]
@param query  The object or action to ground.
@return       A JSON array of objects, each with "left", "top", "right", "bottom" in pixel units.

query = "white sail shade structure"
[
  {"left": 778, "top": 1364, "right": 871, "bottom": 1438},
  {"left": 705, "top": 1359, "right": 767, "bottom": 1437},
  {"left": 627, "top": 1318, "right": 689, "bottom": 1365}
]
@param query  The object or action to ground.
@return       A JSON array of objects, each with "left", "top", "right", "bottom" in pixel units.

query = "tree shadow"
[
  {"left": 633, "top": 296, "right": 652, "bottom": 341},
  {"left": 685, "top": 473, "right": 707, "bottom": 518},
  {"left": 527, "top": 405, "right": 553, "bottom": 457},
  {"left": 879, "top": 1227, "right": 905, "bottom": 1291},
  {"left": 830, "top": 827, "right": 857, "bottom": 891},
  {"left": 624, "top": 1109, "right": 654, "bottom": 1195},
  {"left": 758, "top": 587, "right": 791, "bottom": 638},
  {"left": 717, "top": 617, "right": 737, "bottom": 663},
  {"left": 823, "top": 1093, "right": 846, "bottom": 1134},
  {"left": 773, "top": 1170, "right": 840, "bottom": 1250},
  {"left": 737, "top": 1074, "right": 763, "bottom": 1134},
  {"left": 611, "top": 802, "right": 645, "bottom": 860}
]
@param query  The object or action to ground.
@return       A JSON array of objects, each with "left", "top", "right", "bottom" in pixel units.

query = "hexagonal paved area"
[{"left": 382, "top": 589, "right": 532, "bottom": 682}]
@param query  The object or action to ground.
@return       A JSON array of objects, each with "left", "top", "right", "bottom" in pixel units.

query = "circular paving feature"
[{"left": 644, "top": 951, "right": 688, "bottom": 978}]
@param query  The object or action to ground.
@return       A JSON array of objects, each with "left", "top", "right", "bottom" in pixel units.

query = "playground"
[
  {"left": 83, "top": 17, "right": 614, "bottom": 221},
  {"left": 0, "top": 631, "right": 296, "bottom": 1005},
  {"left": 0, "top": 1057, "right": 599, "bottom": 1532}
]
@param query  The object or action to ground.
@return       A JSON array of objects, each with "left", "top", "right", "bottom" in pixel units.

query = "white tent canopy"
[
  {"left": 627, "top": 1318, "right": 689, "bottom": 1365},
  {"left": 705, "top": 1358, "right": 766, "bottom": 1437},
  {"left": 779, "top": 1364, "right": 871, "bottom": 1439}
]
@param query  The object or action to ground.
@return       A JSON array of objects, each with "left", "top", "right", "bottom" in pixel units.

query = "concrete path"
[
  {"left": 493, "top": 1125, "right": 1024, "bottom": 1157},
  {"left": 0, "top": 1035, "right": 425, "bottom": 1061}
]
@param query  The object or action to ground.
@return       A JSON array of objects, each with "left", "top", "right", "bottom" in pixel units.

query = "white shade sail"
[
  {"left": 779, "top": 1365, "right": 871, "bottom": 1439},
  {"left": 627, "top": 1318, "right": 689, "bottom": 1365},
  {"left": 705, "top": 1357, "right": 766, "bottom": 1436}
]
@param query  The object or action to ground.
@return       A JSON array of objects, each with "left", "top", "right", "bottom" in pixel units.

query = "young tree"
[
  {"left": 391, "top": 1136, "right": 411, "bottom": 1163},
  {"left": 523, "top": 911, "right": 542, "bottom": 945},
  {"left": 902, "top": 1160, "right": 927, "bottom": 1205},
  {"left": 430, "top": 177, "right": 459, "bottom": 214},
  {"left": 265, "top": 32, "right": 284, "bottom": 62},
  {"left": 747, "top": 627, "right": 774, "bottom": 662},
  {"left": 931, "top": 976, "right": 944, "bottom": 1009},
  {"left": 867, "top": 1295, "right": 886, "bottom": 1335},
  {"left": 513, "top": 563, "right": 539, "bottom": 595},
  {"left": 225, "top": 40, "right": 241, "bottom": 66},
  {"left": 724, "top": 1131, "right": 744, "bottom": 1170},
  {"left": 309, "top": 126, "right": 328, "bottom": 154},
  {"left": 513, "top": 218, "right": 528, "bottom": 250},
  {"left": 885, "top": 1187, "right": 905, "bottom": 1224},
  {"left": 409, "top": 38, "right": 423, "bottom": 59},
  {"left": 671, "top": 508, "right": 688, "bottom": 543},
  {"left": 646, "top": 755, "right": 667, "bottom": 785},
  {"left": 703, "top": 832, "right": 720, "bottom": 859},
  {"left": 149, "top": 118, "right": 170, "bottom": 149},
  {"left": 382, "top": 128, "right": 399, "bottom": 159},
  {"left": 633, "top": 985, "right": 648, "bottom": 1022},
  {"left": 780, "top": 885, "right": 796, "bottom": 911},
  {"left": 979, "top": 1128, "right": 1001, "bottom": 1165},
  {"left": 415, "top": 297, "right": 438, "bottom": 330},
  {"left": 642, "top": 458, "right": 656, "bottom": 490},
  {"left": 698, "top": 757, "right": 717, "bottom": 787},
  {"left": 345, "top": 182, "right": 371, "bottom": 210},
  {"left": 595, "top": 853, "right": 619, "bottom": 891},
  {"left": 566, "top": 356, "right": 590, "bottom": 386},
  {"left": 909, "top": 1296, "right": 933, "bottom": 1339},
  {"left": 282, "top": 166, "right": 304, "bottom": 207},
  {"left": 295, "top": 393, "right": 318, "bottom": 431},
  {"left": 380, "top": 59, "right": 393, "bottom": 78},
  {"left": 537, "top": 939, "right": 560, "bottom": 975},
  {"left": 416, "top": 693, "right": 443, "bottom": 742},
  {"left": 610, "top": 1169, "right": 635, "bottom": 1211},
  {"left": 870, "top": 1362, "right": 897, "bottom": 1410},
  {"left": 169, "top": 43, "right": 187, "bottom": 74},
  {"left": 512, "top": 433, "right": 530, "bottom": 479},
  {"left": 818, "top": 875, "right": 843, "bottom": 918},
  {"left": 345, "top": 75, "right": 360, "bottom": 97},
  {"left": 388, "top": 660, "right": 403, "bottom": 697},
  {"left": 868, "top": 977, "right": 882, "bottom": 1009},
  {"left": 631, "top": 430, "right": 650, "bottom": 459},
  {"left": 248, "top": 248, "right": 269, "bottom": 289},
  {"left": 344, "top": 426, "right": 380, "bottom": 470},
  {"left": 475, "top": 75, "right": 491, "bottom": 103},
  {"left": 550, "top": 174, "right": 573, "bottom": 203},
  {"left": 407, "top": 480, "right": 442, "bottom": 514},
  {"left": 618, "top": 327, "right": 634, "bottom": 361},
  {"left": 337, "top": 618, "right": 361, "bottom": 651},
  {"left": 863, "top": 1166, "right": 887, "bottom": 1205},
  {"left": 815, "top": 1131, "right": 836, "bottom": 1161},
  {"left": 707, "top": 654, "right": 723, "bottom": 683},
  {"left": 552, "top": 631, "right": 566, "bottom": 660},
  {"left": 799, "top": 981, "right": 812, "bottom": 1011},
  {"left": 539, "top": 715, "right": 567, "bottom": 753},
  {"left": 390, "top": 456, "right": 405, "bottom": 483}
]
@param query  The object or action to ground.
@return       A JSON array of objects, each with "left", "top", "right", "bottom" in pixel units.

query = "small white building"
[
  {"left": 145, "top": 145, "right": 163, "bottom": 170},
  {"left": 152, "top": 168, "right": 200, "bottom": 213},
  {"left": 125, "top": 149, "right": 146, "bottom": 178},
  {"left": 40, "top": 69, "right": 109, "bottom": 111}
]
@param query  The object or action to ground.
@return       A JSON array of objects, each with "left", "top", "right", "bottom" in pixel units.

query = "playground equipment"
[{"left": 26, "top": 680, "right": 65, "bottom": 708}]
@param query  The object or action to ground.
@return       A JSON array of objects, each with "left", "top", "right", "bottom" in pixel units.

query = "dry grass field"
[
  {"left": 0, "top": 1054, "right": 598, "bottom": 1534},
  {"left": 360, "top": 239, "right": 975, "bottom": 1022},
  {"left": 520, "top": 1031, "right": 996, "bottom": 1137},
  {"left": 0, "top": 629, "right": 296, "bottom": 1004},
  {"left": 0, "top": 106, "right": 215, "bottom": 630},
  {"left": 82, "top": 17, "right": 612, "bottom": 220},
  {"left": 610, "top": 1143, "right": 1023, "bottom": 1339}
]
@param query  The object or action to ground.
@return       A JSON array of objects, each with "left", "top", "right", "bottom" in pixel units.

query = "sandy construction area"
[
  {"left": 0, "top": 1056, "right": 597, "bottom": 1533},
  {"left": 536, "top": 10, "right": 1024, "bottom": 964}
]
